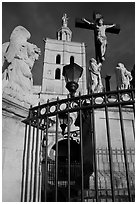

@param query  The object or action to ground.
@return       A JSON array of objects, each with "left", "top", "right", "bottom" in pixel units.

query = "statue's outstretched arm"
[
  {"left": 106, "top": 24, "right": 116, "bottom": 29},
  {"left": 82, "top": 18, "right": 93, "bottom": 25}
]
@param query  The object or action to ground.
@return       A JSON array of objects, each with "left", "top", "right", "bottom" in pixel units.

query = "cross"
[{"left": 75, "top": 12, "right": 120, "bottom": 63}]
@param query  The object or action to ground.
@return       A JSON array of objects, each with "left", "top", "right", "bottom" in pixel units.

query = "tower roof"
[{"left": 57, "top": 13, "right": 72, "bottom": 41}]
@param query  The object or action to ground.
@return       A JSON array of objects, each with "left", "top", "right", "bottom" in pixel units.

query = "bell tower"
[{"left": 41, "top": 14, "right": 87, "bottom": 102}]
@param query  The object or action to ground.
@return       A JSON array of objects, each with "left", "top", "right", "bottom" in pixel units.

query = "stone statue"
[
  {"left": 82, "top": 16, "right": 116, "bottom": 62},
  {"left": 62, "top": 13, "right": 69, "bottom": 27},
  {"left": 115, "top": 63, "right": 132, "bottom": 90},
  {"left": 2, "top": 26, "right": 41, "bottom": 104},
  {"left": 130, "top": 64, "right": 135, "bottom": 88},
  {"left": 88, "top": 58, "right": 103, "bottom": 93}
]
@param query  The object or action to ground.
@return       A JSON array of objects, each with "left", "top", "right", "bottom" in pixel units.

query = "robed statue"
[
  {"left": 88, "top": 58, "right": 103, "bottom": 93},
  {"left": 115, "top": 63, "right": 132, "bottom": 90}
]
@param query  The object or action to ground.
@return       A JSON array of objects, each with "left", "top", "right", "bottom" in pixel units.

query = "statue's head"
[
  {"left": 94, "top": 12, "right": 104, "bottom": 25},
  {"left": 98, "top": 18, "right": 104, "bottom": 25},
  {"left": 90, "top": 58, "right": 96, "bottom": 64},
  {"left": 10, "top": 26, "right": 31, "bottom": 43},
  {"left": 64, "top": 13, "right": 67, "bottom": 17},
  {"left": 117, "top": 63, "right": 125, "bottom": 68}
]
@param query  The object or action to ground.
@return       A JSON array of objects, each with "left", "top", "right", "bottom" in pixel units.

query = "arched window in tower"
[
  {"left": 56, "top": 54, "right": 61, "bottom": 64},
  {"left": 70, "top": 56, "right": 74, "bottom": 64},
  {"left": 55, "top": 68, "right": 61, "bottom": 80},
  {"left": 59, "top": 32, "right": 62, "bottom": 40}
]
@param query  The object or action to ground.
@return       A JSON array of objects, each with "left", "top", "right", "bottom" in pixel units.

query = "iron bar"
[
  {"left": 132, "top": 120, "right": 135, "bottom": 140},
  {"left": 21, "top": 124, "right": 28, "bottom": 202},
  {"left": 37, "top": 119, "right": 43, "bottom": 201},
  {"left": 38, "top": 129, "right": 43, "bottom": 202},
  {"left": 131, "top": 91, "right": 135, "bottom": 140},
  {"left": 118, "top": 93, "right": 132, "bottom": 201},
  {"left": 44, "top": 100, "right": 49, "bottom": 202},
  {"left": 33, "top": 105, "right": 40, "bottom": 201},
  {"left": 79, "top": 92, "right": 84, "bottom": 201},
  {"left": 24, "top": 109, "right": 32, "bottom": 201},
  {"left": 132, "top": 103, "right": 135, "bottom": 117},
  {"left": 104, "top": 104, "right": 115, "bottom": 201},
  {"left": 29, "top": 127, "right": 35, "bottom": 201},
  {"left": 131, "top": 90, "right": 135, "bottom": 116},
  {"left": 91, "top": 97, "right": 99, "bottom": 201},
  {"left": 43, "top": 127, "right": 48, "bottom": 201},
  {"left": 55, "top": 97, "right": 59, "bottom": 201},
  {"left": 67, "top": 101, "right": 71, "bottom": 202}
]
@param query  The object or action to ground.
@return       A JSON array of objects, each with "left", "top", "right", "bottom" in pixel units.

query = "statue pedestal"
[{"left": 2, "top": 94, "right": 29, "bottom": 201}]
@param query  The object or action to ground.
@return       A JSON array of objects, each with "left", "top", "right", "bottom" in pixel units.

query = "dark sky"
[{"left": 2, "top": 2, "right": 135, "bottom": 89}]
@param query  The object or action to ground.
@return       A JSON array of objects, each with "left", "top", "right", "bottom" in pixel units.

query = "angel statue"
[
  {"left": 115, "top": 63, "right": 132, "bottom": 90},
  {"left": 2, "top": 26, "right": 41, "bottom": 95}
]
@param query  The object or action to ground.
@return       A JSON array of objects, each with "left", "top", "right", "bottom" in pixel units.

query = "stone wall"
[
  {"left": 95, "top": 107, "right": 134, "bottom": 149},
  {"left": 2, "top": 97, "right": 29, "bottom": 202}
]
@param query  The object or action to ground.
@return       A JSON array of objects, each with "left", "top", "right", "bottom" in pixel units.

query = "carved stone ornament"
[{"left": 2, "top": 26, "right": 41, "bottom": 105}]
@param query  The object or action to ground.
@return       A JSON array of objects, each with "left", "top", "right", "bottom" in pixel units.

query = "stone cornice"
[{"left": 2, "top": 96, "right": 29, "bottom": 119}]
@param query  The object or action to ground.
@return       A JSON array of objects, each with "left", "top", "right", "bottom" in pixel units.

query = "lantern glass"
[
  {"left": 59, "top": 113, "right": 73, "bottom": 135},
  {"left": 59, "top": 113, "right": 68, "bottom": 135},
  {"left": 59, "top": 113, "right": 68, "bottom": 125},
  {"left": 63, "top": 63, "right": 83, "bottom": 83},
  {"left": 62, "top": 62, "right": 83, "bottom": 97}
]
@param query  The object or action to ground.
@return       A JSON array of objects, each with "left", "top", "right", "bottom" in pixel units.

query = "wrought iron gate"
[{"left": 21, "top": 89, "right": 135, "bottom": 202}]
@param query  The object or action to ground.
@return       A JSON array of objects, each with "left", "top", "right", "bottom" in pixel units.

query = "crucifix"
[{"left": 75, "top": 12, "right": 120, "bottom": 63}]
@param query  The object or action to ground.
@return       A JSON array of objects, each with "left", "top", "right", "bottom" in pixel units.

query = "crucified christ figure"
[{"left": 82, "top": 16, "right": 116, "bottom": 62}]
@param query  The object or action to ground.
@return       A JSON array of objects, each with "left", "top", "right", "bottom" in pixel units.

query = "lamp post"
[
  {"left": 59, "top": 112, "right": 73, "bottom": 135},
  {"left": 105, "top": 75, "right": 111, "bottom": 92},
  {"left": 63, "top": 61, "right": 83, "bottom": 97},
  {"left": 59, "top": 112, "right": 68, "bottom": 135}
]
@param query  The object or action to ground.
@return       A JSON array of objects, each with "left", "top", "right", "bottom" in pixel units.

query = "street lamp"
[
  {"left": 59, "top": 112, "right": 73, "bottom": 135},
  {"left": 59, "top": 112, "right": 68, "bottom": 135},
  {"left": 63, "top": 61, "right": 83, "bottom": 97}
]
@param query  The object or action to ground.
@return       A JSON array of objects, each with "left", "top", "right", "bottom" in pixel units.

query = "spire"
[{"left": 57, "top": 13, "right": 72, "bottom": 41}]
